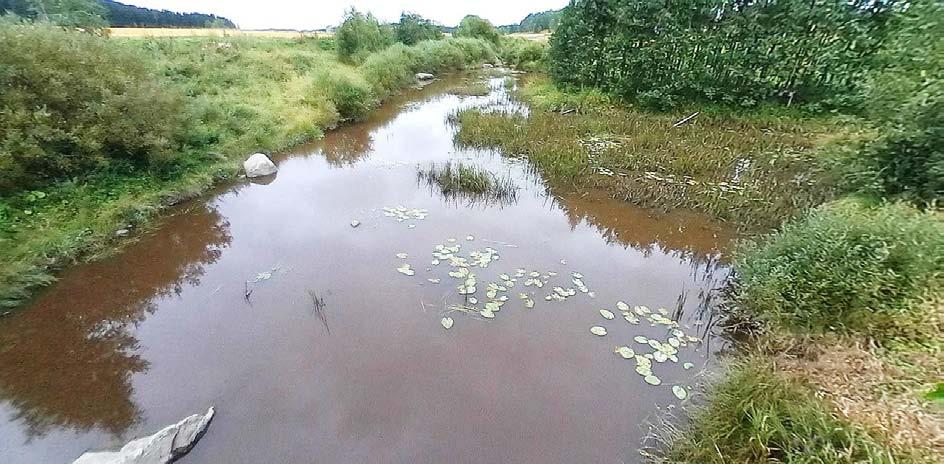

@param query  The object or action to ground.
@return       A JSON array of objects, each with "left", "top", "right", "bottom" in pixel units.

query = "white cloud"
[{"left": 119, "top": 0, "right": 568, "bottom": 30}]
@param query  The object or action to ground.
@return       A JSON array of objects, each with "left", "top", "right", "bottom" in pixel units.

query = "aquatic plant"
[{"left": 418, "top": 162, "right": 518, "bottom": 205}]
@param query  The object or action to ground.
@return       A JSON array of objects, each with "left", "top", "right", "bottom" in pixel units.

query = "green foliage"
[
  {"left": 309, "top": 68, "right": 375, "bottom": 122},
  {"left": 654, "top": 360, "right": 901, "bottom": 464},
  {"left": 455, "top": 15, "right": 500, "bottom": 45},
  {"left": 854, "top": 1, "right": 944, "bottom": 203},
  {"left": 335, "top": 9, "right": 393, "bottom": 64},
  {"left": 418, "top": 161, "right": 518, "bottom": 204},
  {"left": 927, "top": 383, "right": 944, "bottom": 402},
  {"left": 0, "top": 21, "right": 188, "bottom": 193},
  {"left": 498, "top": 37, "right": 547, "bottom": 71},
  {"left": 549, "top": 0, "right": 895, "bottom": 110},
  {"left": 360, "top": 38, "right": 496, "bottom": 99},
  {"left": 498, "top": 9, "right": 563, "bottom": 33},
  {"left": 734, "top": 199, "right": 944, "bottom": 340},
  {"left": 394, "top": 12, "right": 442, "bottom": 45}
]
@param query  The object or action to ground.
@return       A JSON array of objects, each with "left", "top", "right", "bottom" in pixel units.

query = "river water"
[{"left": 0, "top": 74, "right": 734, "bottom": 463}]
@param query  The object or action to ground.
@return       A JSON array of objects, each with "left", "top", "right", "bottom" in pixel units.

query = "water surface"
[{"left": 0, "top": 75, "right": 734, "bottom": 463}]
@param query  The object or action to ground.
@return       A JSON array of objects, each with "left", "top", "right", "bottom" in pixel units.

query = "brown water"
[{"left": 0, "top": 75, "right": 735, "bottom": 463}]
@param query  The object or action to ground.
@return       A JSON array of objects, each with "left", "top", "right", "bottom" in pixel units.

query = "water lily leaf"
[
  {"left": 469, "top": 297, "right": 478, "bottom": 304},
  {"left": 485, "top": 301, "right": 501, "bottom": 312},
  {"left": 572, "top": 272, "right": 583, "bottom": 279},
  {"left": 600, "top": 309, "right": 615, "bottom": 320},
  {"left": 396, "top": 253, "right": 408, "bottom": 259},
  {"left": 466, "top": 235, "right": 475, "bottom": 241},
  {"left": 672, "top": 385, "right": 687, "bottom": 400},
  {"left": 683, "top": 362, "right": 695, "bottom": 370},
  {"left": 644, "top": 375, "right": 662, "bottom": 386},
  {"left": 590, "top": 326, "right": 607, "bottom": 336},
  {"left": 615, "top": 347, "right": 635, "bottom": 359},
  {"left": 653, "top": 351, "right": 668, "bottom": 363},
  {"left": 634, "top": 336, "right": 649, "bottom": 344},
  {"left": 524, "top": 299, "right": 535, "bottom": 309},
  {"left": 396, "top": 265, "right": 415, "bottom": 276},
  {"left": 635, "top": 365, "right": 652, "bottom": 376},
  {"left": 617, "top": 301, "right": 629, "bottom": 312},
  {"left": 480, "top": 309, "right": 495, "bottom": 319},
  {"left": 428, "top": 278, "right": 441, "bottom": 284},
  {"left": 441, "top": 317, "right": 454, "bottom": 329}
]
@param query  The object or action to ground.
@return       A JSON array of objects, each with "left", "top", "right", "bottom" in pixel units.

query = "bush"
[
  {"left": 0, "top": 21, "right": 189, "bottom": 193},
  {"left": 393, "top": 12, "right": 442, "bottom": 45},
  {"left": 498, "top": 37, "right": 546, "bottom": 71},
  {"left": 455, "top": 15, "right": 500, "bottom": 46},
  {"left": 309, "top": 68, "right": 376, "bottom": 122},
  {"left": 734, "top": 199, "right": 944, "bottom": 340},
  {"left": 656, "top": 360, "right": 899, "bottom": 463},
  {"left": 335, "top": 9, "right": 393, "bottom": 64}
]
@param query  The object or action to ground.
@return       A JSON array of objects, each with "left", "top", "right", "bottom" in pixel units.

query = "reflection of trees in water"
[
  {"left": 554, "top": 190, "right": 735, "bottom": 261},
  {"left": 0, "top": 202, "right": 231, "bottom": 440}
]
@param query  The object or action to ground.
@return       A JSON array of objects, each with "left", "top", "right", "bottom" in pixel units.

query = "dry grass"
[
  {"left": 772, "top": 336, "right": 944, "bottom": 461},
  {"left": 107, "top": 28, "right": 330, "bottom": 38}
]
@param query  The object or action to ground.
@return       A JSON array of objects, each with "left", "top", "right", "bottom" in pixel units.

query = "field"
[{"left": 107, "top": 27, "right": 331, "bottom": 38}]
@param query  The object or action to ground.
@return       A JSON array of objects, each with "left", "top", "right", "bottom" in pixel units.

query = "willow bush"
[{"left": 549, "top": 0, "right": 895, "bottom": 110}]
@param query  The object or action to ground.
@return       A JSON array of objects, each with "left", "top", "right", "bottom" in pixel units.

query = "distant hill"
[
  {"left": 101, "top": 1, "right": 236, "bottom": 28},
  {"left": 499, "top": 9, "right": 562, "bottom": 33}
]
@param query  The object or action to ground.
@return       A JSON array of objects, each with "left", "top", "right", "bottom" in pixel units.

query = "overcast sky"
[{"left": 121, "top": 1, "right": 569, "bottom": 30}]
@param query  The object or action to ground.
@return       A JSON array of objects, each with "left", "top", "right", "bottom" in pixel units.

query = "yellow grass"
[
  {"left": 107, "top": 28, "right": 331, "bottom": 39},
  {"left": 507, "top": 32, "right": 552, "bottom": 43}
]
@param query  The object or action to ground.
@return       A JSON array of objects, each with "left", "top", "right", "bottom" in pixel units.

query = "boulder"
[
  {"left": 482, "top": 63, "right": 494, "bottom": 69},
  {"left": 243, "top": 153, "right": 278, "bottom": 178},
  {"left": 73, "top": 408, "right": 215, "bottom": 464},
  {"left": 415, "top": 72, "right": 435, "bottom": 81}
]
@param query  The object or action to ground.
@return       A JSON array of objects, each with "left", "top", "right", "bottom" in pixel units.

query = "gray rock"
[
  {"left": 482, "top": 63, "right": 494, "bottom": 69},
  {"left": 350, "top": 220, "right": 361, "bottom": 228},
  {"left": 114, "top": 229, "right": 130, "bottom": 238},
  {"left": 73, "top": 407, "right": 215, "bottom": 464},
  {"left": 243, "top": 153, "right": 278, "bottom": 178},
  {"left": 415, "top": 72, "right": 435, "bottom": 81}
]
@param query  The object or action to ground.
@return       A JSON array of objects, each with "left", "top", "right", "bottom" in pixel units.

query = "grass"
[
  {"left": 448, "top": 81, "right": 491, "bottom": 96},
  {"left": 417, "top": 161, "right": 518, "bottom": 205},
  {"left": 0, "top": 35, "right": 498, "bottom": 311},
  {"left": 453, "top": 77, "right": 856, "bottom": 230},
  {"left": 649, "top": 359, "right": 908, "bottom": 464}
]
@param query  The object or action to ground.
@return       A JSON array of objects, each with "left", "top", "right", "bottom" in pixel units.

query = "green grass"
[
  {"left": 0, "top": 35, "right": 498, "bottom": 311},
  {"left": 650, "top": 359, "right": 906, "bottom": 464},
  {"left": 417, "top": 161, "right": 517, "bottom": 204},
  {"left": 453, "top": 77, "right": 853, "bottom": 230},
  {"left": 734, "top": 199, "right": 944, "bottom": 342},
  {"left": 448, "top": 81, "right": 491, "bottom": 96}
]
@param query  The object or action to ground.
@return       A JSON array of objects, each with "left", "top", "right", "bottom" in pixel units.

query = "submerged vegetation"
[
  {"left": 418, "top": 162, "right": 518, "bottom": 205},
  {"left": 455, "top": 78, "right": 846, "bottom": 229}
]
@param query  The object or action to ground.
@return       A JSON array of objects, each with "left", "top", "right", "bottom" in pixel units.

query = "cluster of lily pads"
[
  {"left": 590, "top": 302, "right": 699, "bottom": 400},
  {"left": 393, "top": 236, "right": 698, "bottom": 402},
  {"left": 382, "top": 205, "right": 430, "bottom": 226}
]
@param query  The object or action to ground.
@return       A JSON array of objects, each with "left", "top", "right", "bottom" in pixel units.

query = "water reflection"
[{"left": 0, "top": 203, "right": 231, "bottom": 439}]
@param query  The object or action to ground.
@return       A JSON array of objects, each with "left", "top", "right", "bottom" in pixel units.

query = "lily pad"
[
  {"left": 441, "top": 317, "right": 454, "bottom": 329},
  {"left": 615, "top": 346, "right": 635, "bottom": 359},
  {"left": 672, "top": 385, "right": 688, "bottom": 400},
  {"left": 590, "top": 326, "right": 607, "bottom": 336},
  {"left": 683, "top": 362, "right": 695, "bottom": 370},
  {"left": 634, "top": 336, "right": 649, "bottom": 344},
  {"left": 644, "top": 375, "right": 662, "bottom": 386},
  {"left": 396, "top": 253, "right": 408, "bottom": 259},
  {"left": 396, "top": 264, "right": 415, "bottom": 276},
  {"left": 616, "top": 301, "right": 629, "bottom": 312},
  {"left": 600, "top": 309, "right": 615, "bottom": 320},
  {"left": 480, "top": 309, "right": 495, "bottom": 319}
]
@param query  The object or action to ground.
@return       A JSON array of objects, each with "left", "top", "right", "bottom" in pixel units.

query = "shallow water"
[{"left": 0, "top": 75, "right": 735, "bottom": 463}]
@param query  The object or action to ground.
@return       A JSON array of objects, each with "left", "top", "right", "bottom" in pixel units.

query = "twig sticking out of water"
[{"left": 307, "top": 289, "right": 329, "bottom": 334}]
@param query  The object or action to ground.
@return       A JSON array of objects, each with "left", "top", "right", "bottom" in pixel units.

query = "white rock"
[
  {"left": 73, "top": 408, "right": 215, "bottom": 464},
  {"left": 350, "top": 220, "right": 360, "bottom": 228},
  {"left": 243, "top": 153, "right": 277, "bottom": 178},
  {"left": 415, "top": 72, "right": 435, "bottom": 81},
  {"left": 482, "top": 63, "right": 494, "bottom": 69}
]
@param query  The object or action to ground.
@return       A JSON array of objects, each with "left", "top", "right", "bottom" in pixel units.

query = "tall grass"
[
  {"left": 734, "top": 199, "right": 944, "bottom": 342},
  {"left": 418, "top": 161, "right": 518, "bottom": 205}
]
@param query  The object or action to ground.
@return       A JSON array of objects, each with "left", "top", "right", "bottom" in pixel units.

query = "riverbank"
[
  {"left": 0, "top": 31, "right": 498, "bottom": 312},
  {"left": 454, "top": 78, "right": 944, "bottom": 463}
]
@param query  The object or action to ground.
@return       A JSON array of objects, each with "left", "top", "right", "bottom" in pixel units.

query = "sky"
[{"left": 122, "top": 1, "right": 569, "bottom": 30}]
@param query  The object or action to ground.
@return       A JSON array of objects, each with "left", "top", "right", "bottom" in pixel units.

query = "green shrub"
[
  {"left": 310, "top": 68, "right": 376, "bottom": 121},
  {"left": 359, "top": 43, "right": 420, "bottom": 98},
  {"left": 393, "top": 12, "right": 442, "bottom": 45},
  {"left": 655, "top": 360, "right": 900, "bottom": 463},
  {"left": 734, "top": 199, "right": 944, "bottom": 340},
  {"left": 0, "top": 21, "right": 188, "bottom": 193},
  {"left": 498, "top": 37, "right": 546, "bottom": 71},
  {"left": 455, "top": 15, "right": 500, "bottom": 46},
  {"left": 335, "top": 9, "right": 393, "bottom": 64}
]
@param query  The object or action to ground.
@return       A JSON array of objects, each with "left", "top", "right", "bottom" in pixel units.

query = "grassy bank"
[
  {"left": 0, "top": 25, "right": 498, "bottom": 311},
  {"left": 454, "top": 78, "right": 855, "bottom": 230},
  {"left": 454, "top": 76, "right": 943, "bottom": 462}
]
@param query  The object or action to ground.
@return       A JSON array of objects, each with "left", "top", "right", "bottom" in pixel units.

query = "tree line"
[{"left": 0, "top": 0, "right": 235, "bottom": 28}]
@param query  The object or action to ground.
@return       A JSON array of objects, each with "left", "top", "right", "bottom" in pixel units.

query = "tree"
[
  {"left": 394, "top": 12, "right": 441, "bottom": 45},
  {"left": 455, "top": 15, "right": 499, "bottom": 45},
  {"left": 335, "top": 9, "right": 393, "bottom": 63},
  {"left": 1, "top": 0, "right": 106, "bottom": 29}
]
